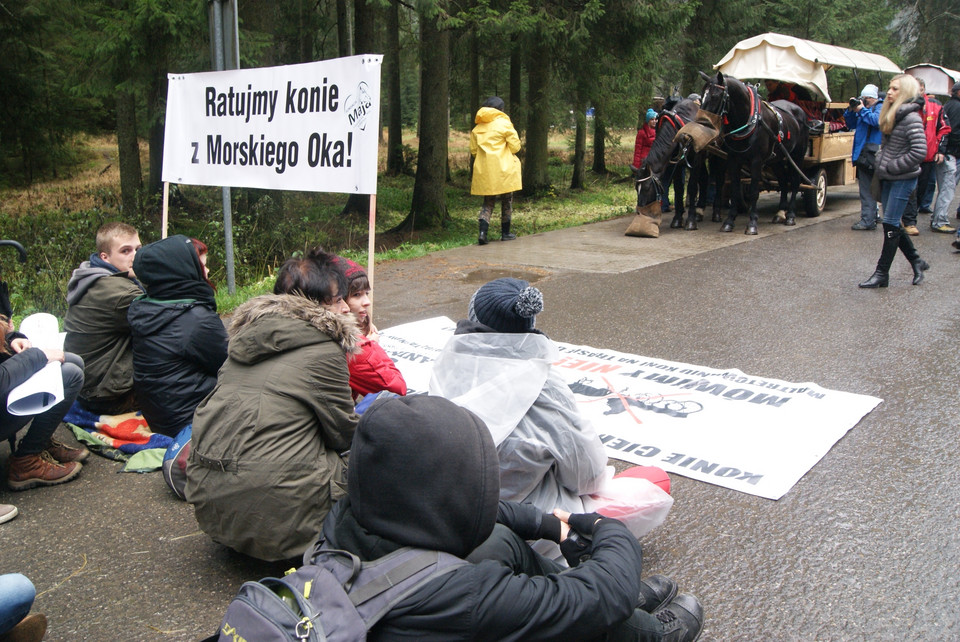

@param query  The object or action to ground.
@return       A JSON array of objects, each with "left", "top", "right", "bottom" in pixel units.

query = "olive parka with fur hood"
[
  {"left": 185, "top": 293, "right": 360, "bottom": 562},
  {"left": 470, "top": 106, "right": 522, "bottom": 196}
]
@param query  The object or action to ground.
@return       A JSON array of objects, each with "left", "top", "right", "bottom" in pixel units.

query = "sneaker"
[
  {"left": 851, "top": 221, "right": 876, "bottom": 230},
  {"left": 654, "top": 594, "right": 704, "bottom": 642},
  {"left": 931, "top": 224, "right": 956, "bottom": 234},
  {"left": 45, "top": 439, "right": 89, "bottom": 463},
  {"left": 7, "top": 451, "right": 82, "bottom": 491},
  {"left": 638, "top": 574, "right": 678, "bottom": 612},
  {"left": 0, "top": 504, "right": 17, "bottom": 524},
  {"left": 903, "top": 225, "right": 920, "bottom": 236},
  {"left": 0, "top": 612, "right": 47, "bottom": 642}
]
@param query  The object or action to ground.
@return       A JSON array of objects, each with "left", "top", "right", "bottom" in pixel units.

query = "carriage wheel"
[{"left": 803, "top": 168, "right": 826, "bottom": 217}]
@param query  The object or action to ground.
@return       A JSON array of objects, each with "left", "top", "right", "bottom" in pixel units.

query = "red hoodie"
[
  {"left": 920, "top": 94, "right": 951, "bottom": 162},
  {"left": 632, "top": 123, "right": 657, "bottom": 169}
]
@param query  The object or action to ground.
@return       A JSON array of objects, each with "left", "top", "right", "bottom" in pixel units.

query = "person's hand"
[
  {"left": 9, "top": 338, "right": 31, "bottom": 353},
  {"left": 848, "top": 97, "right": 861, "bottom": 110},
  {"left": 935, "top": 153, "right": 944, "bottom": 164},
  {"left": 554, "top": 509, "right": 572, "bottom": 541},
  {"left": 555, "top": 510, "right": 603, "bottom": 567},
  {"left": 42, "top": 348, "right": 64, "bottom": 363},
  {"left": 367, "top": 322, "right": 380, "bottom": 342}
]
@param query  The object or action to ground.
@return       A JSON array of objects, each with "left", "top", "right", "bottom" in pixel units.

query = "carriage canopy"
[
  {"left": 904, "top": 64, "right": 960, "bottom": 97},
  {"left": 713, "top": 32, "right": 901, "bottom": 102}
]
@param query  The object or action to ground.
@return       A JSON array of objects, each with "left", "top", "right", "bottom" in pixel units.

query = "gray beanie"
[{"left": 468, "top": 277, "right": 543, "bottom": 333}]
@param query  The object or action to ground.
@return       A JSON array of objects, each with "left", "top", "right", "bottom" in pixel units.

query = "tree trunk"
[
  {"left": 342, "top": 0, "right": 380, "bottom": 216},
  {"left": 571, "top": 106, "right": 586, "bottom": 190},
  {"left": 385, "top": 0, "right": 404, "bottom": 175},
  {"left": 337, "top": 0, "right": 351, "bottom": 56},
  {"left": 591, "top": 113, "right": 607, "bottom": 174},
  {"left": 116, "top": 91, "right": 142, "bottom": 218},
  {"left": 391, "top": 9, "right": 449, "bottom": 231},
  {"left": 509, "top": 36, "right": 523, "bottom": 137},
  {"left": 522, "top": 35, "right": 550, "bottom": 196}
]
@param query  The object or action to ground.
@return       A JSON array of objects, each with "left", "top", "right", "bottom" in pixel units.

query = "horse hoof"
[
  {"left": 685, "top": 221, "right": 698, "bottom": 231},
  {"left": 712, "top": 213, "right": 722, "bottom": 223},
  {"left": 670, "top": 218, "right": 683, "bottom": 229},
  {"left": 721, "top": 223, "right": 734, "bottom": 233},
  {"left": 745, "top": 226, "right": 758, "bottom": 235},
  {"left": 785, "top": 217, "right": 796, "bottom": 226}
]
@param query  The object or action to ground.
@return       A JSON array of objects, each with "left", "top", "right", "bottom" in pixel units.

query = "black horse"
[
  {"left": 635, "top": 97, "right": 701, "bottom": 230},
  {"left": 699, "top": 71, "right": 809, "bottom": 235}
]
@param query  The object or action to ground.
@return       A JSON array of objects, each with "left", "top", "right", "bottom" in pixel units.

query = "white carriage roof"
[
  {"left": 904, "top": 64, "right": 960, "bottom": 96},
  {"left": 714, "top": 33, "right": 901, "bottom": 101}
]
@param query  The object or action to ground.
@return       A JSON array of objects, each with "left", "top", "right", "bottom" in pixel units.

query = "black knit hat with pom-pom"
[{"left": 468, "top": 277, "right": 543, "bottom": 333}]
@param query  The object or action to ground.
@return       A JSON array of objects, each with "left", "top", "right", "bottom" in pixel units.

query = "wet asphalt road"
[{"left": 2, "top": 184, "right": 958, "bottom": 640}]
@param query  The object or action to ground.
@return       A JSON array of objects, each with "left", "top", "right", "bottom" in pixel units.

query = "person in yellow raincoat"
[{"left": 470, "top": 97, "right": 522, "bottom": 244}]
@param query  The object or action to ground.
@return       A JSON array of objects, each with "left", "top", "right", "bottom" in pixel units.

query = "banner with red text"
[{"left": 379, "top": 317, "right": 882, "bottom": 500}]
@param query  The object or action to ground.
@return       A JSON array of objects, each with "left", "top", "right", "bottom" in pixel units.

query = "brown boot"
[
  {"left": 45, "top": 438, "right": 89, "bottom": 463},
  {"left": 0, "top": 612, "right": 47, "bottom": 642},
  {"left": 7, "top": 452, "right": 82, "bottom": 491}
]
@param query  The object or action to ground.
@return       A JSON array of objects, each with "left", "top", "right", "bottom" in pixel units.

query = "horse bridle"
[{"left": 705, "top": 81, "right": 761, "bottom": 150}]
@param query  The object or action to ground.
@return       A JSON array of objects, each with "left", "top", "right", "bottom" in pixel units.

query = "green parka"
[
  {"left": 185, "top": 293, "right": 359, "bottom": 562},
  {"left": 470, "top": 107, "right": 522, "bottom": 196}
]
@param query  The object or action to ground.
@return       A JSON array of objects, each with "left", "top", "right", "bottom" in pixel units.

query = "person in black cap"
[
  {"left": 322, "top": 394, "right": 704, "bottom": 640},
  {"left": 430, "top": 277, "right": 608, "bottom": 517}
]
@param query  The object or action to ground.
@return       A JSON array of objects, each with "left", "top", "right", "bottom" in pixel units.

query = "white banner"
[
  {"left": 162, "top": 55, "right": 382, "bottom": 194},
  {"left": 379, "top": 317, "right": 882, "bottom": 500}
]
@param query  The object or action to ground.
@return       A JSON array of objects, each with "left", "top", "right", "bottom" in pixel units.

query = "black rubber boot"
[
  {"left": 653, "top": 594, "right": 704, "bottom": 642},
  {"left": 501, "top": 218, "right": 516, "bottom": 241},
  {"left": 478, "top": 219, "right": 488, "bottom": 245},
  {"left": 897, "top": 231, "right": 929, "bottom": 284},
  {"left": 859, "top": 223, "right": 900, "bottom": 288},
  {"left": 638, "top": 574, "right": 678, "bottom": 613}
]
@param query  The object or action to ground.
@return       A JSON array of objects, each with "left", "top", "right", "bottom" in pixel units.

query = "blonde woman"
[{"left": 860, "top": 74, "right": 929, "bottom": 288}]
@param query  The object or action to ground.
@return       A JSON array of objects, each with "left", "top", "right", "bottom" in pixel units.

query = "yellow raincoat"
[{"left": 470, "top": 107, "right": 522, "bottom": 196}]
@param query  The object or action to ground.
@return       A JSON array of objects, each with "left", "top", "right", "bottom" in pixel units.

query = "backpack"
[{"left": 209, "top": 538, "right": 466, "bottom": 641}]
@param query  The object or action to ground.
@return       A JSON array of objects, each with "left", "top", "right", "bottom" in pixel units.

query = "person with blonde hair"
[{"left": 860, "top": 74, "right": 929, "bottom": 288}]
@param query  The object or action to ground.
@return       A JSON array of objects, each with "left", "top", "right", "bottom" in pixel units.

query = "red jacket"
[
  {"left": 920, "top": 95, "right": 951, "bottom": 162},
  {"left": 632, "top": 123, "right": 656, "bottom": 169},
  {"left": 348, "top": 335, "right": 407, "bottom": 398}
]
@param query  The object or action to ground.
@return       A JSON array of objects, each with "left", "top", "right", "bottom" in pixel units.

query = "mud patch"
[{"left": 462, "top": 267, "right": 547, "bottom": 284}]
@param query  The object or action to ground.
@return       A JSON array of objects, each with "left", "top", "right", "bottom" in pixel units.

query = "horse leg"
[
  {"left": 710, "top": 158, "right": 724, "bottom": 222},
  {"left": 721, "top": 163, "right": 740, "bottom": 232},
  {"left": 772, "top": 164, "right": 789, "bottom": 224},
  {"left": 685, "top": 162, "right": 699, "bottom": 230},
  {"left": 745, "top": 160, "right": 761, "bottom": 235}
]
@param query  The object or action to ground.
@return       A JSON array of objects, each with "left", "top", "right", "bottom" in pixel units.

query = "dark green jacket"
[{"left": 186, "top": 293, "right": 359, "bottom": 562}]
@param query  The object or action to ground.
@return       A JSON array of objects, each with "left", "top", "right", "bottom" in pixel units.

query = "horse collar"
[{"left": 725, "top": 84, "right": 761, "bottom": 141}]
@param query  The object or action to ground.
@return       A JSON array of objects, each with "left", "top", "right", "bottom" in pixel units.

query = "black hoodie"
[{"left": 323, "top": 395, "right": 646, "bottom": 641}]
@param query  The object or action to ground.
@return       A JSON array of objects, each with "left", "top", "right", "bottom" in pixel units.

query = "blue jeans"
[
  {"left": 881, "top": 177, "right": 919, "bottom": 226},
  {"left": 932, "top": 155, "right": 957, "bottom": 228},
  {"left": 0, "top": 573, "right": 35, "bottom": 634}
]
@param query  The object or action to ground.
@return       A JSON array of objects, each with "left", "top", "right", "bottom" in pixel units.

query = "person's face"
[
  {"left": 862, "top": 96, "right": 877, "bottom": 107},
  {"left": 324, "top": 281, "right": 350, "bottom": 315},
  {"left": 199, "top": 252, "right": 209, "bottom": 279},
  {"left": 346, "top": 288, "right": 371, "bottom": 325},
  {"left": 100, "top": 233, "right": 141, "bottom": 276},
  {"left": 887, "top": 79, "right": 901, "bottom": 101},
  {"left": 764, "top": 80, "right": 778, "bottom": 92}
]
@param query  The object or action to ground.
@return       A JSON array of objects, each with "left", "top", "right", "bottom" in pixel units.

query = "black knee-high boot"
[
  {"left": 478, "top": 219, "right": 488, "bottom": 245},
  {"left": 859, "top": 223, "right": 900, "bottom": 288},
  {"left": 897, "top": 229, "right": 929, "bottom": 284}
]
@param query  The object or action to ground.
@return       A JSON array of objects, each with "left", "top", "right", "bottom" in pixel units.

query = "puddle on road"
[{"left": 462, "top": 268, "right": 546, "bottom": 284}]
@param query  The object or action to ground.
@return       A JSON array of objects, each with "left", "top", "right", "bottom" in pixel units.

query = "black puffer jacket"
[
  {"left": 127, "top": 236, "right": 227, "bottom": 437},
  {"left": 875, "top": 99, "right": 926, "bottom": 181}
]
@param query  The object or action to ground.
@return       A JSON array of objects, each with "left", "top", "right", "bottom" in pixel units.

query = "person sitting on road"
[
  {"left": 430, "top": 277, "right": 608, "bottom": 515},
  {"left": 320, "top": 394, "right": 704, "bottom": 641},
  {"left": 63, "top": 222, "right": 143, "bottom": 415},
  {"left": 0, "top": 573, "right": 47, "bottom": 642},
  {"left": 335, "top": 256, "right": 406, "bottom": 400},
  {"left": 127, "top": 235, "right": 227, "bottom": 437},
  {"left": 186, "top": 248, "right": 359, "bottom": 561},
  {"left": 0, "top": 316, "right": 87, "bottom": 491}
]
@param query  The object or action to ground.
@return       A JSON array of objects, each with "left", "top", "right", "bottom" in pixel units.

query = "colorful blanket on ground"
[{"left": 64, "top": 403, "right": 170, "bottom": 472}]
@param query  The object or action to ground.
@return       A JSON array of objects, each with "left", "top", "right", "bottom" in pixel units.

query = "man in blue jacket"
[
  {"left": 322, "top": 395, "right": 704, "bottom": 641},
  {"left": 845, "top": 84, "right": 883, "bottom": 230}
]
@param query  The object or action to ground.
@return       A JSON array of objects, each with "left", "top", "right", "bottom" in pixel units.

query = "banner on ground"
[
  {"left": 162, "top": 55, "right": 382, "bottom": 194},
  {"left": 379, "top": 317, "right": 882, "bottom": 500}
]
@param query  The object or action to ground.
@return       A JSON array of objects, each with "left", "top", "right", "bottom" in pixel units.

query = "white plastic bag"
[{"left": 582, "top": 467, "right": 674, "bottom": 539}]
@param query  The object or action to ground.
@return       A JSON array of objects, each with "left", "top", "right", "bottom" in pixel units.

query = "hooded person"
[
  {"left": 470, "top": 96, "right": 522, "bottom": 245},
  {"left": 335, "top": 256, "right": 407, "bottom": 399},
  {"left": 186, "top": 248, "right": 359, "bottom": 562},
  {"left": 429, "top": 278, "right": 608, "bottom": 516},
  {"left": 632, "top": 109, "right": 658, "bottom": 172},
  {"left": 127, "top": 235, "right": 227, "bottom": 437},
  {"left": 320, "top": 394, "right": 704, "bottom": 641}
]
